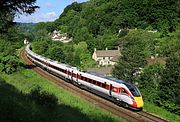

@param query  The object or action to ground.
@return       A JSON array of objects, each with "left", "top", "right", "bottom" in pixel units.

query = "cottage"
[
  {"left": 92, "top": 48, "right": 121, "bottom": 66},
  {"left": 51, "top": 30, "right": 72, "bottom": 43},
  {"left": 24, "top": 38, "right": 29, "bottom": 45}
]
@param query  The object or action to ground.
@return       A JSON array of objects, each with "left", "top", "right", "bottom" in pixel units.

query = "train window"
[
  {"left": 78, "top": 75, "right": 81, "bottom": 79},
  {"left": 68, "top": 72, "right": 71, "bottom": 75},
  {"left": 102, "top": 82, "right": 106, "bottom": 88},
  {"left": 106, "top": 84, "right": 109, "bottom": 90},
  {"left": 73, "top": 73, "right": 76, "bottom": 78},
  {"left": 93, "top": 80, "right": 96, "bottom": 85},
  {"left": 123, "top": 82, "right": 141, "bottom": 97},
  {"left": 97, "top": 82, "right": 100, "bottom": 86},
  {"left": 89, "top": 79, "right": 92, "bottom": 83},
  {"left": 113, "top": 87, "right": 118, "bottom": 92},
  {"left": 81, "top": 76, "right": 84, "bottom": 80},
  {"left": 121, "top": 88, "right": 128, "bottom": 94},
  {"left": 63, "top": 70, "right": 66, "bottom": 73}
]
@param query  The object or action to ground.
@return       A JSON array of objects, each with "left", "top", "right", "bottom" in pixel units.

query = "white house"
[
  {"left": 51, "top": 30, "right": 72, "bottom": 43},
  {"left": 24, "top": 38, "right": 29, "bottom": 45},
  {"left": 92, "top": 47, "right": 121, "bottom": 66}
]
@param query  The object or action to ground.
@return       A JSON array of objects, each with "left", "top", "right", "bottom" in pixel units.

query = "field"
[{"left": 0, "top": 69, "right": 125, "bottom": 122}]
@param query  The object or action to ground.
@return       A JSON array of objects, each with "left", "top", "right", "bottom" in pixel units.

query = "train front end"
[
  {"left": 134, "top": 96, "right": 143, "bottom": 109},
  {"left": 124, "top": 82, "right": 144, "bottom": 110}
]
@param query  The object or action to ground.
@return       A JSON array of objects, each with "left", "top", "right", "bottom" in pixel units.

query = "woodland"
[{"left": 0, "top": 0, "right": 179, "bottom": 117}]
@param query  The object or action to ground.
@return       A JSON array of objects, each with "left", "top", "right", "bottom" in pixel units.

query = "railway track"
[{"left": 20, "top": 48, "right": 169, "bottom": 122}]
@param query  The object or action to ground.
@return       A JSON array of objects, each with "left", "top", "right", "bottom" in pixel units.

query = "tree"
[
  {"left": 0, "top": 0, "right": 39, "bottom": 15},
  {"left": 158, "top": 52, "right": 180, "bottom": 114},
  {"left": 0, "top": 54, "right": 22, "bottom": 74},
  {"left": 113, "top": 30, "right": 158, "bottom": 82},
  {"left": 0, "top": 0, "right": 39, "bottom": 31},
  {"left": 47, "top": 47, "right": 66, "bottom": 63},
  {"left": 32, "top": 41, "right": 49, "bottom": 55},
  {"left": 137, "top": 64, "right": 164, "bottom": 102},
  {"left": 73, "top": 42, "right": 96, "bottom": 69}
]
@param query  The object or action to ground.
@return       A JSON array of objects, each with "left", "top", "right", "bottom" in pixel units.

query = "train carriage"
[{"left": 25, "top": 44, "right": 143, "bottom": 110}]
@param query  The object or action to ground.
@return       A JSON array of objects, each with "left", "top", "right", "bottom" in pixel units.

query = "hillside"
[
  {"left": 32, "top": 0, "right": 180, "bottom": 116},
  {"left": 0, "top": 0, "right": 179, "bottom": 120},
  {"left": 35, "top": 0, "right": 180, "bottom": 50}
]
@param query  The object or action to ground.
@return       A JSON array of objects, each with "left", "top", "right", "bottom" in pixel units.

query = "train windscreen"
[{"left": 123, "top": 82, "right": 141, "bottom": 97}]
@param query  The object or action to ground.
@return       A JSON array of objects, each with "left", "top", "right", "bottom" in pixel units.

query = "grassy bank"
[
  {"left": 0, "top": 69, "right": 125, "bottom": 122},
  {"left": 143, "top": 101, "right": 180, "bottom": 122}
]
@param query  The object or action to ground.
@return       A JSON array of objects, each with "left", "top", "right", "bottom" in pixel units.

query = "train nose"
[{"left": 134, "top": 97, "right": 144, "bottom": 108}]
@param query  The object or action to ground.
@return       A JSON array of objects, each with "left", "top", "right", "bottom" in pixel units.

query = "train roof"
[{"left": 87, "top": 72, "right": 125, "bottom": 84}]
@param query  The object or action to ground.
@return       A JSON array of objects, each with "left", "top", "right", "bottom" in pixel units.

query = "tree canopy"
[
  {"left": 0, "top": 0, "right": 39, "bottom": 32},
  {"left": 22, "top": 0, "right": 180, "bottom": 116}
]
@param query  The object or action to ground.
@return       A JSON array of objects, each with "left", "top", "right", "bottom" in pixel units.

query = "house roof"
[
  {"left": 110, "top": 56, "right": 119, "bottom": 62},
  {"left": 95, "top": 50, "right": 121, "bottom": 57}
]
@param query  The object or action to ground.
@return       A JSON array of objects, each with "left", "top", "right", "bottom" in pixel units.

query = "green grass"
[
  {"left": 0, "top": 69, "right": 125, "bottom": 122},
  {"left": 143, "top": 101, "right": 180, "bottom": 122}
]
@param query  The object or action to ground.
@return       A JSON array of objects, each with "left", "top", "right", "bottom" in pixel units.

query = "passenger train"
[{"left": 25, "top": 44, "right": 143, "bottom": 110}]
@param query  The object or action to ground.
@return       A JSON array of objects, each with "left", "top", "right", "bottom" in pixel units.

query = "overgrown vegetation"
[
  {"left": 31, "top": 40, "right": 96, "bottom": 70},
  {"left": 31, "top": 0, "right": 180, "bottom": 116},
  {"left": 0, "top": 0, "right": 39, "bottom": 74},
  {"left": 0, "top": 0, "right": 179, "bottom": 120},
  {"left": 112, "top": 29, "right": 180, "bottom": 115}
]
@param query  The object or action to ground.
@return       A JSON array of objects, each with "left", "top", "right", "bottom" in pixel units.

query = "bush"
[{"left": 0, "top": 54, "right": 22, "bottom": 74}]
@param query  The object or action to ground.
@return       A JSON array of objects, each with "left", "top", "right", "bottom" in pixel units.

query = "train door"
[
  {"left": 109, "top": 84, "right": 112, "bottom": 96},
  {"left": 76, "top": 73, "right": 78, "bottom": 83},
  {"left": 71, "top": 70, "right": 73, "bottom": 81},
  {"left": 67, "top": 70, "right": 71, "bottom": 80}
]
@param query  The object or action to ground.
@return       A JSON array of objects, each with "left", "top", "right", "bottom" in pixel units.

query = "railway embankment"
[{"left": 20, "top": 48, "right": 179, "bottom": 122}]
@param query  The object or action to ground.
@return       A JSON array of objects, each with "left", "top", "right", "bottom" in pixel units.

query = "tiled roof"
[
  {"left": 110, "top": 56, "right": 119, "bottom": 62},
  {"left": 96, "top": 50, "right": 120, "bottom": 57}
]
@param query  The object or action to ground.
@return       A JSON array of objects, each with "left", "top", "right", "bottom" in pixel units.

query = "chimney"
[
  {"left": 106, "top": 48, "right": 108, "bottom": 50},
  {"left": 94, "top": 48, "right": 97, "bottom": 52}
]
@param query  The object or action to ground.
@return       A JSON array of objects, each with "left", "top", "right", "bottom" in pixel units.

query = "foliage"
[
  {"left": 112, "top": 29, "right": 180, "bottom": 115},
  {"left": 31, "top": 41, "right": 96, "bottom": 70},
  {"left": 20, "top": 0, "right": 180, "bottom": 116},
  {"left": 155, "top": 30, "right": 180, "bottom": 57},
  {"left": 32, "top": 40, "right": 50, "bottom": 55},
  {"left": 46, "top": 46, "right": 66, "bottom": 63},
  {"left": 113, "top": 30, "right": 159, "bottom": 82},
  {"left": 158, "top": 52, "right": 180, "bottom": 115},
  {"left": 137, "top": 64, "right": 164, "bottom": 102},
  {"left": 0, "top": 0, "right": 39, "bottom": 32},
  {"left": 73, "top": 42, "right": 96, "bottom": 69},
  {"left": 0, "top": 54, "right": 22, "bottom": 74},
  {"left": 42, "top": 0, "right": 180, "bottom": 48},
  {"left": 0, "top": 0, "right": 39, "bottom": 75},
  {"left": 17, "top": 23, "right": 36, "bottom": 42}
]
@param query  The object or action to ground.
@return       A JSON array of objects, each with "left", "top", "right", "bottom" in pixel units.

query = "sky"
[{"left": 15, "top": 0, "right": 88, "bottom": 23}]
